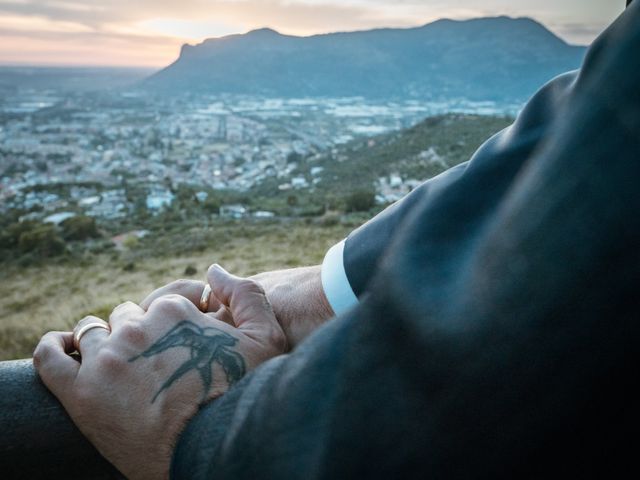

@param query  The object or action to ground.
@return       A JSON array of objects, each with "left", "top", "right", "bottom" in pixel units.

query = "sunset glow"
[{"left": 0, "top": 0, "right": 625, "bottom": 67}]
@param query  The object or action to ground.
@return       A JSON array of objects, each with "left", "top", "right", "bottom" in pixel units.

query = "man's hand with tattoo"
[
  {"left": 140, "top": 265, "right": 335, "bottom": 348},
  {"left": 33, "top": 265, "right": 287, "bottom": 480}
]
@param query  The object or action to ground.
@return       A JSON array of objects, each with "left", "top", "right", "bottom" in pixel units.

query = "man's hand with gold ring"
[{"left": 33, "top": 266, "right": 287, "bottom": 480}]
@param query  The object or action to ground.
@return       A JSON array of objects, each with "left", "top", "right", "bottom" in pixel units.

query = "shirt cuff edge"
[{"left": 321, "top": 239, "right": 359, "bottom": 316}]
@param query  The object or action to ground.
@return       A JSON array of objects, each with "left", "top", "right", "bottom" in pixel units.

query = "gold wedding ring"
[
  {"left": 200, "top": 284, "right": 212, "bottom": 312},
  {"left": 73, "top": 323, "right": 111, "bottom": 352}
]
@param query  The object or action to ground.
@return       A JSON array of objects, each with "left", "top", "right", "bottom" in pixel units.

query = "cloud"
[
  {"left": 0, "top": 0, "right": 415, "bottom": 65},
  {"left": 0, "top": 13, "right": 93, "bottom": 34},
  {"left": 0, "top": 0, "right": 501, "bottom": 34},
  {"left": 0, "top": 30, "right": 177, "bottom": 67}
]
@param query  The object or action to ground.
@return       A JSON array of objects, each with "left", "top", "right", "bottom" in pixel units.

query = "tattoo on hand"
[{"left": 129, "top": 321, "right": 246, "bottom": 403}]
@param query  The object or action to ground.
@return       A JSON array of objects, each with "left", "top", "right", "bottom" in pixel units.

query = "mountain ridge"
[
  {"left": 145, "top": 16, "right": 586, "bottom": 101},
  {"left": 185, "top": 16, "right": 576, "bottom": 47}
]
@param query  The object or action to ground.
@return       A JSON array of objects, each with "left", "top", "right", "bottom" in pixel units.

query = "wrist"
[{"left": 251, "top": 266, "right": 334, "bottom": 347}]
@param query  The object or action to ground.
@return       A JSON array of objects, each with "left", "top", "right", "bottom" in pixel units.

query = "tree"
[{"left": 61, "top": 216, "right": 99, "bottom": 241}]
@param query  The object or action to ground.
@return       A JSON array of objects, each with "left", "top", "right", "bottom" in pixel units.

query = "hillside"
[
  {"left": 145, "top": 17, "right": 585, "bottom": 101},
  {"left": 0, "top": 114, "right": 512, "bottom": 360},
  {"left": 252, "top": 114, "right": 513, "bottom": 214}
]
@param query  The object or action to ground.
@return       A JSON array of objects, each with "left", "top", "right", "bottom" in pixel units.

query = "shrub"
[
  {"left": 316, "top": 213, "right": 340, "bottom": 227},
  {"left": 0, "top": 220, "right": 40, "bottom": 250},
  {"left": 203, "top": 197, "right": 222, "bottom": 214},
  {"left": 344, "top": 189, "right": 376, "bottom": 213},
  {"left": 123, "top": 236, "right": 139, "bottom": 250},
  {"left": 18, "top": 224, "right": 66, "bottom": 257}
]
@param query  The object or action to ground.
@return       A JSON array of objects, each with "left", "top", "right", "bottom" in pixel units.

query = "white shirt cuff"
[{"left": 321, "top": 240, "right": 359, "bottom": 316}]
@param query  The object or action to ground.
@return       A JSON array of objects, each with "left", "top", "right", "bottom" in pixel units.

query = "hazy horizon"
[
  {"left": 0, "top": 16, "right": 588, "bottom": 70},
  {"left": 0, "top": 0, "right": 624, "bottom": 68}
]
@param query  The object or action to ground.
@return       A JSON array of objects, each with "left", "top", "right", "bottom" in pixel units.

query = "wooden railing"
[{"left": 0, "top": 360, "right": 122, "bottom": 479}]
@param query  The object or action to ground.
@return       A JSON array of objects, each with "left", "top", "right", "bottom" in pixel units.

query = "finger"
[
  {"left": 207, "top": 264, "right": 281, "bottom": 336},
  {"left": 139, "top": 279, "right": 222, "bottom": 313},
  {"left": 73, "top": 316, "right": 111, "bottom": 358},
  {"left": 110, "top": 301, "right": 145, "bottom": 329},
  {"left": 146, "top": 294, "right": 205, "bottom": 322},
  {"left": 33, "top": 331, "right": 80, "bottom": 402}
]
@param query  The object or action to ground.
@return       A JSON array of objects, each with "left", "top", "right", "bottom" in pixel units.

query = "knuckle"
[
  {"left": 152, "top": 295, "right": 192, "bottom": 316},
  {"left": 170, "top": 279, "right": 198, "bottom": 292},
  {"left": 119, "top": 301, "right": 137, "bottom": 310},
  {"left": 111, "top": 302, "right": 141, "bottom": 322},
  {"left": 118, "top": 322, "right": 147, "bottom": 347},
  {"left": 110, "top": 303, "right": 124, "bottom": 316},
  {"left": 33, "top": 341, "right": 52, "bottom": 367},
  {"left": 95, "top": 348, "right": 127, "bottom": 374}
]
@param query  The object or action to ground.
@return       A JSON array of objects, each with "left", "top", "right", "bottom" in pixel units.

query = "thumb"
[{"left": 207, "top": 264, "right": 283, "bottom": 342}]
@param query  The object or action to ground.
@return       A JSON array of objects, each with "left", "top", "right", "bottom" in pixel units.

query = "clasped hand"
[{"left": 33, "top": 265, "right": 287, "bottom": 480}]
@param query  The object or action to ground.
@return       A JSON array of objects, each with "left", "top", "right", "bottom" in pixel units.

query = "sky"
[{"left": 0, "top": 0, "right": 626, "bottom": 68}]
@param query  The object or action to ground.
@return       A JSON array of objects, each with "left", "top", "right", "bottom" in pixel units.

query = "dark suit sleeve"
[
  {"left": 171, "top": 4, "right": 640, "bottom": 479},
  {"left": 342, "top": 70, "right": 577, "bottom": 296}
]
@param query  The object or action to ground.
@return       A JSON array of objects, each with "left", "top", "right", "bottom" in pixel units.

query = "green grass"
[{"left": 0, "top": 221, "right": 351, "bottom": 360}]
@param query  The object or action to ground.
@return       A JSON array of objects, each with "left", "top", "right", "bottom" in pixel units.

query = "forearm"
[{"left": 251, "top": 266, "right": 334, "bottom": 347}]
